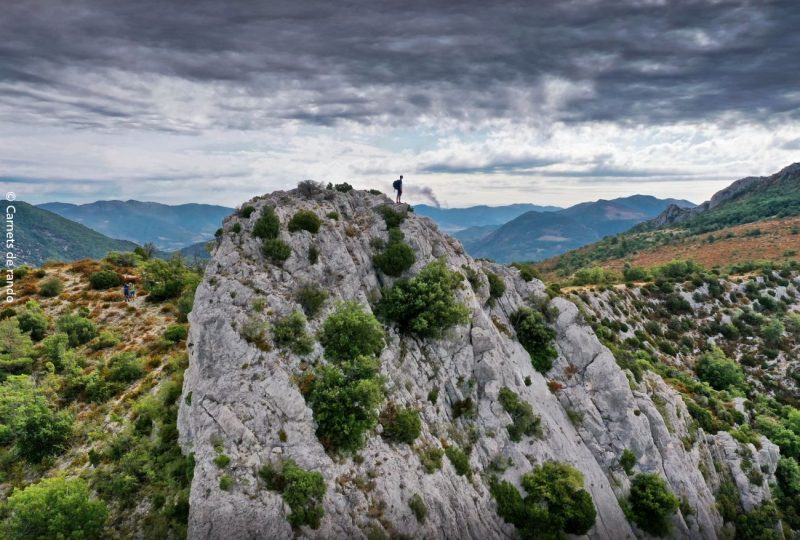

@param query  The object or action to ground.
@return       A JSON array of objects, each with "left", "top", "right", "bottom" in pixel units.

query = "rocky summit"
[{"left": 177, "top": 184, "right": 779, "bottom": 539}]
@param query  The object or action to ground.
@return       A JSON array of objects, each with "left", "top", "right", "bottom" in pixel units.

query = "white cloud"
[{"left": 3, "top": 116, "right": 797, "bottom": 209}]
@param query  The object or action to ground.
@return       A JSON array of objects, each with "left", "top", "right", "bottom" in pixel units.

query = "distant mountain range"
[
  {"left": 10, "top": 202, "right": 138, "bottom": 266},
  {"left": 413, "top": 203, "right": 561, "bottom": 232},
  {"left": 39, "top": 200, "right": 233, "bottom": 251},
  {"left": 538, "top": 162, "right": 800, "bottom": 278},
  {"left": 455, "top": 195, "right": 695, "bottom": 263}
]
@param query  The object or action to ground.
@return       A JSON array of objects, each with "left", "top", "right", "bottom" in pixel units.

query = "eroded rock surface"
[{"left": 178, "top": 187, "right": 776, "bottom": 539}]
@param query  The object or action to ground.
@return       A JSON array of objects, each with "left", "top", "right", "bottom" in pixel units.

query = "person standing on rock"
[{"left": 393, "top": 175, "right": 403, "bottom": 204}]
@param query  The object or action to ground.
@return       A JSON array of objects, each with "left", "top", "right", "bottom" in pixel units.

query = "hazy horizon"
[{"left": 29, "top": 190, "right": 701, "bottom": 211}]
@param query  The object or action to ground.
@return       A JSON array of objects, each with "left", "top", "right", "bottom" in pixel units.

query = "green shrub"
[
  {"left": 299, "top": 356, "right": 383, "bottom": 453},
  {"left": 419, "top": 447, "right": 444, "bottom": 473},
  {"left": 260, "top": 460, "right": 326, "bottom": 529},
  {"left": 664, "top": 293, "right": 692, "bottom": 314},
  {"left": 239, "top": 205, "right": 256, "bottom": 218},
  {"left": 735, "top": 501, "right": 781, "bottom": 540},
  {"left": 387, "top": 227, "right": 404, "bottom": 244},
  {"left": 39, "top": 332, "right": 68, "bottom": 367},
  {"left": 761, "top": 318, "right": 785, "bottom": 348},
  {"left": 38, "top": 276, "right": 64, "bottom": 297},
  {"left": 334, "top": 182, "right": 353, "bottom": 193},
  {"left": 91, "top": 330, "right": 120, "bottom": 351},
  {"left": 716, "top": 479, "right": 738, "bottom": 523},
  {"left": 308, "top": 244, "right": 320, "bottom": 264},
  {"left": 377, "top": 206, "right": 406, "bottom": 228},
  {"left": 231, "top": 223, "right": 242, "bottom": 234},
  {"left": 695, "top": 347, "right": 744, "bottom": 391},
  {"left": 4, "top": 476, "right": 108, "bottom": 540},
  {"left": 373, "top": 241, "right": 415, "bottom": 277},
  {"left": 214, "top": 454, "right": 231, "bottom": 468},
  {"left": 84, "top": 371, "right": 112, "bottom": 403},
  {"left": 452, "top": 397, "right": 476, "bottom": 419},
  {"left": 380, "top": 403, "right": 421, "bottom": 444},
  {"left": 326, "top": 211, "right": 339, "bottom": 220},
  {"left": 16, "top": 301, "right": 48, "bottom": 341},
  {"left": 56, "top": 313, "right": 97, "bottom": 346},
  {"left": 445, "top": 446, "right": 471, "bottom": 477},
  {"left": 142, "top": 258, "right": 194, "bottom": 301},
  {"left": 572, "top": 266, "right": 622, "bottom": 286},
  {"left": 625, "top": 473, "right": 679, "bottom": 536},
  {"left": 0, "top": 375, "right": 74, "bottom": 461},
  {"left": 288, "top": 210, "right": 322, "bottom": 234},
  {"left": 408, "top": 494, "right": 427, "bottom": 523},
  {"left": 219, "top": 475, "right": 233, "bottom": 491},
  {"left": 89, "top": 270, "right": 121, "bottom": 290},
  {"left": 12, "top": 266, "right": 30, "bottom": 280},
  {"left": 377, "top": 260, "right": 469, "bottom": 338},
  {"left": 620, "top": 448, "right": 636, "bottom": 475},
  {"left": 107, "top": 352, "right": 144, "bottom": 383},
  {"left": 319, "top": 302, "right": 384, "bottom": 362},
  {"left": 755, "top": 414, "right": 800, "bottom": 460},
  {"left": 498, "top": 387, "right": 541, "bottom": 441},
  {"left": 295, "top": 284, "right": 327, "bottom": 317},
  {"left": 486, "top": 271, "right": 506, "bottom": 301},
  {"left": 104, "top": 251, "right": 139, "bottom": 267},
  {"left": 273, "top": 311, "right": 314, "bottom": 355},
  {"left": 491, "top": 461, "right": 596, "bottom": 537},
  {"left": 163, "top": 324, "right": 189, "bottom": 343},
  {"left": 240, "top": 316, "right": 270, "bottom": 351},
  {"left": 282, "top": 463, "right": 327, "bottom": 529},
  {"left": 262, "top": 239, "right": 291, "bottom": 264},
  {"left": 253, "top": 206, "right": 280, "bottom": 240},
  {"left": 623, "top": 263, "right": 649, "bottom": 282},
  {"left": 511, "top": 262, "right": 539, "bottom": 281},
  {"left": 510, "top": 307, "right": 557, "bottom": 373},
  {"left": 653, "top": 259, "right": 704, "bottom": 281},
  {"left": 176, "top": 279, "right": 199, "bottom": 323},
  {"left": 775, "top": 457, "right": 800, "bottom": 529}
]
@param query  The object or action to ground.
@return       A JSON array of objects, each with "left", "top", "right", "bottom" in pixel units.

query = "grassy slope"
[
  {"left": 1, "top": 258, "right": 195, "bottom": 538},
  {"left": 537, "top": 216, "right": 800, "bottom": 282}
]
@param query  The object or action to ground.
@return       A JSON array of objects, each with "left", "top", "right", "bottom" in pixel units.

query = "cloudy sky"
[{"left": 1, "top": 0, "right": 798, "bottom": 208}]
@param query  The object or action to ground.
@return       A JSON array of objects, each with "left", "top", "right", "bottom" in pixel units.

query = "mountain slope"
[
  {"left": 464, "top": 195, "right": 694, "bottom": 263},
  {"left": 176, "top": 185, "right": 763, "bottom": 539},
  {"left": 38, "top": 199, "right": 233, "bottom": 251},
  {"left": 539, "top": 163, "right": 800, "bottom": 279},
  {"left": 413, "top": 203, "right": 561, "bottom": 232},
  {"left": 10, "top": 201, "right": 138, "bottom": 266},
  {"left": 650, "top": 162, "right": 800, "bottom": 233},
  {"left": 0, "top": 257, "right": 199, "bottom": 538}
]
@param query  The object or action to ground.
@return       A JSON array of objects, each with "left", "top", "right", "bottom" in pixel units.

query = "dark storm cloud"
[{"left": 0, "top": 0, "right": 798, "bottom": 132}]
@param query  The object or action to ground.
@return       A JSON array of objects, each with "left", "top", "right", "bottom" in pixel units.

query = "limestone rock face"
[{"left": 178, "top": 187, "right": 768, "bottom": 539}]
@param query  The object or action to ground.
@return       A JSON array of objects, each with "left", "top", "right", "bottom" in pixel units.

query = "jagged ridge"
[{"left": 177, "top": 185, "right": 777, "bottom": 539}]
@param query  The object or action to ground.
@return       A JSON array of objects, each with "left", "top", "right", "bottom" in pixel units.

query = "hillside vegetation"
[
  {"left": 0, "top": 252, "right": 200, "bottom": 539},
  {"left": 40, "top": 200, "right": 232, "bottom": 251},
  {"left": 538, "top": 164, "right": 800, "bottom": 281},
  {"left": 10, "top": 202, "right": 138, "bottom": 267},
  {"left": 561, "top": 259, "right": 800, "bottom": 535}
]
